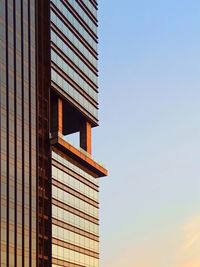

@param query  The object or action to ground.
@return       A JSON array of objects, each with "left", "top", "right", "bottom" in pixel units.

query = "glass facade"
[
  {"left": 52, "top": 150, "right": 99, "bottom": 267},
  {"left": 49, "top": 4, "right": 103, "bottom": 264},
  {"left": 1, "top": 0, "right": 105, "bottom": 266},
  {"left": 50, "top": 0, "right": 99, "bottom": 123},
  {"left": 0, "top": 0, "right": 37, "bottom": 266}
]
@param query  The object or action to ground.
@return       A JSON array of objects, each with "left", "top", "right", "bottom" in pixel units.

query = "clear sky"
[{"left": 93, "top": 1, "right": 200, "bottom": 266}]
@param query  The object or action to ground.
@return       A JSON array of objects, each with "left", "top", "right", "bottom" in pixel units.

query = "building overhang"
[{"left": 50, "top": 135, "right": 108, "bottom": 178}]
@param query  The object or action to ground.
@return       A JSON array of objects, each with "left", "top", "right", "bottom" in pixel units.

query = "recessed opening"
[
  {"left": 50, "top": 93, "right": 92, "bottom": 153},
  {"left": 62, "top": 100, "right": 85, "bottom": 135}
]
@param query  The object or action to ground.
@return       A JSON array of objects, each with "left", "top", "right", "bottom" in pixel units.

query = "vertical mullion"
[
  {"left": 16, "top": 0, "right": 23, "bottom": 265},
  {"left": 0, "top": 0, "right": 4, "bottom": 263},
  {"left": 13, "top": 0, "right": 17, "bottom": 266},
  {"left": 20, "top": 0, "right": 25, "bottom": 266},
  {"left": 5, "top": 0, "right": 9, "bottom": 265},
  {"left": 35, "top": 1, "right": 39, "bottom": 265},
  {"left": 28, "top": 0, "right": 32, "bottom": 266}
]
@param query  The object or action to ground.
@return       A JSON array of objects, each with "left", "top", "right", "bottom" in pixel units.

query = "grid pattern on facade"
[
  {"left": 51, "top": 149, "right": 99, "bottom": 267},
  {"left": 36, "top": 0, "right": 52, "bottom": 266},
  {"left": 0, "top": 0, "right": 37, "bottom": 266},
  {"left": 0, "top": 0, "right": 106, "bottom": 266},
  {"left": 50, "top": 0, "right": 99, "bottom": 124}
]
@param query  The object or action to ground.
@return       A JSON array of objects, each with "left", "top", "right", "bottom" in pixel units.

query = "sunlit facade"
[
  {"left": 0, "top": 0, "right": 107, "bottom": 267},
  {"left": 0, "top": 1, "right": 37, "bottom": 266},
  {"left": 51, "top": 151, "right": 100, "bottom": 267},
  {"left": 49, "top": 1, "right": 107, "bottom": 266}
]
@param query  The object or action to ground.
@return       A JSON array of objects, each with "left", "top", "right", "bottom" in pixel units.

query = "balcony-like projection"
[
  {"left": 50, "top": 94, "right": 107, "bottom": 178},
  {"left": 50, "top": 135, "right": 107, "bottom": 178}
]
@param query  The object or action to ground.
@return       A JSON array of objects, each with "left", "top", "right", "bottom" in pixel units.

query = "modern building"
[{"left": 0, "top": 1, "right": 107, "bottom": 267}]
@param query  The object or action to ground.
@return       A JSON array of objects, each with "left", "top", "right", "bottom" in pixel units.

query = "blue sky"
[{"left": 93, "top": 1, "right": 200, "bottom": 266}]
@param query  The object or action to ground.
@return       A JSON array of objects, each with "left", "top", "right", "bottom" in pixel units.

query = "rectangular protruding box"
[{"left": 51, "top": 135, "right": 108, "bottom": 178}]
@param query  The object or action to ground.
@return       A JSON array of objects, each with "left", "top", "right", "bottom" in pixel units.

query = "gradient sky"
[{"left": 92, "top": 1, "right": 200, "bottom": 266}]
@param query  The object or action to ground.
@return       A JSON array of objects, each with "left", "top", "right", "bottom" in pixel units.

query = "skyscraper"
[{"left": 0, "top": 1, "right": 107, "bottom": 267}]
